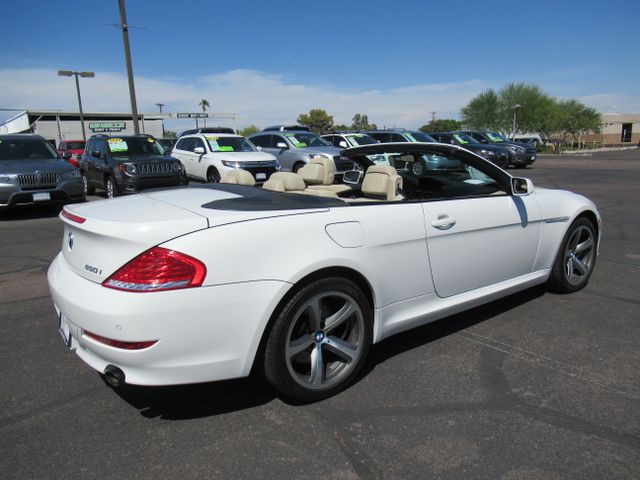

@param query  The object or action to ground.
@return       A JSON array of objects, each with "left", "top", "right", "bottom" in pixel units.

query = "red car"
[{"left": 57, "top": 140, "right": 86, "bottom": 167}]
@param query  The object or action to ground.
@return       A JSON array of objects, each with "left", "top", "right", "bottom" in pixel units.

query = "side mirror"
[
  {"left": 343, "top": 170, "right": 363, "bottom": 185},
  {"left": 91, "top": 150, "right": 101, "bottom": 158},
  {"left": 276, "top": 142, "right": 288, "bottom": 149},
  {"left": 256, "top": 146, "right": 263, "bottom": 151},
  {"left": 61, "top": 152, "right": 72, "bottom": 159},
  {"left": 193, "top": 146, "right": 205, "bottom": 154},
  {"left": 338, "top": 141, "right": 348, "bottom": 148},
  {"left": 511, "top": 177, "right": 534, "bottom": 196}
]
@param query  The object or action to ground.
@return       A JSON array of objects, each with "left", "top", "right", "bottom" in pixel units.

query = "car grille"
[
  {"left": 135, "top": 162, "right": 176, "bottom": 175},
  {"left": 333, "top": 155, "right": 355, "bottom": 173},
  {"left": 17, "top": 173, "right": 59, "bottom": 189}
]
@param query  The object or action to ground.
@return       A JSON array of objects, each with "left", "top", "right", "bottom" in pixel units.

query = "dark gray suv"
[
  {"left": 0, "top": 134, "right": 84, "bottom": 209},
  {"left": 80, "top": 134, "right": 184, "bottom": 198}
]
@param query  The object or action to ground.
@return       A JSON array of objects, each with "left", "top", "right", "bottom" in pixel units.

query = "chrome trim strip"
[{"left": 544, "top": 216, "right": 570, "bottom": 224}]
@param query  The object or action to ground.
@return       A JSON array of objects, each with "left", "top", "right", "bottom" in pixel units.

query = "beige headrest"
[
  {"left": 298, "top": 157, "right": 335, "bottom": 185},
  {"left": 220, "top": 169, "right": 256, "bottom": 186},
  {"left": 362, "top": 165, "right": 403, "bottom": 200},
  {"left": 262, "top": 172, "right": 306, "bottom": 192}
]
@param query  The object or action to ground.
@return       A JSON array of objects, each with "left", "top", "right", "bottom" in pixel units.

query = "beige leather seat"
[
  {"left": 348, "top": 165, "right": 403, "bottom": 202},
  {"left": 298, "top": 158, "right": 352, "bottom": 194},
  {"left": 220, "top": 169, "right": 256, "bottom": 186},
  {"left": 263, "top": 172, "right": 339, "bottom": 198}
]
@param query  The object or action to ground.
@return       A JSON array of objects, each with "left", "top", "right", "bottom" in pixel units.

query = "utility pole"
[
  {"left": 118, "top": 0, "right": 140, "bottom": 134},
  {"left": 156, "top": 103, "right": 165, "bottom": 137}
]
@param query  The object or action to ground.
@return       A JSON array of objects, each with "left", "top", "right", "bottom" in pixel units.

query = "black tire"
[
  {"left": 104, "top": 176, "right": 119, "bottom": 199},
  {"left": 206, "top": 168, "right": 220, "bottom": 183},
  {"left": 547, "top": 217, "right": 597, "bottom": 293},
  {"left": 292, "top": 162, "right": 305, "bottom": 173},
  {"left": 82, "top": 172, "right": 95, "bottom": 195},
  {"left": 263, "top": 277, "right": 372, "bottom": 402}
]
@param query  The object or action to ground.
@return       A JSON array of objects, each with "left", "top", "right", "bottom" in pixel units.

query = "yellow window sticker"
[
  {"left": 107, "top": 138, "right": 128, "bottom": 152},
  {"left": 147, "top": 137, "right": 155, "bottom": 143}
]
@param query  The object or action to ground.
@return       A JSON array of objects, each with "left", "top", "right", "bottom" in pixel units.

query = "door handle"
[{"left": 431, "top": 215, "right": 456, "bottom": 230}]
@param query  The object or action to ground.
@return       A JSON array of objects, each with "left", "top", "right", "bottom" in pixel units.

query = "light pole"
[
  {"left": 118, "top": 0, "right": 140, "bottom": 134},
  {"left": 57, "top": 70, "right": 95, "bottom": 140},
  {"left": 512, "top": 104, "right": 521, "bottom": 139}
]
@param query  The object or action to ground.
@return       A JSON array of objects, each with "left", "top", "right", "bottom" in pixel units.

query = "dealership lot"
[{"left": 1, "top": 150, "right": 638, "bottom": 479}]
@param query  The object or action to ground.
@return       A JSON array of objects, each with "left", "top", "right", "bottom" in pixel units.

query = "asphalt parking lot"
[{"left": 1, "top": 149, "right": 639, "bottom": 479}]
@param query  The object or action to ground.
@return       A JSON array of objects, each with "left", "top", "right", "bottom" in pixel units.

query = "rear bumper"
[{"left": 47, "top": 253, "right": 288, "bottom": 386}]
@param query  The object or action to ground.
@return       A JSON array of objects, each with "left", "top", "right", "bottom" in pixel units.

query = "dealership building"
[{"left": 0, "top": 110, "right": 167, "bottom": 146}]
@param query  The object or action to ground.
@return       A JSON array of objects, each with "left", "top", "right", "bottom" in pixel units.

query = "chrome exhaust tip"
[{"left": 103, "top": 365, "right": 126, "bottom": 387}]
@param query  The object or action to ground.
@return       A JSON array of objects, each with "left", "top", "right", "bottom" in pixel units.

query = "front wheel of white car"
[
  {"left": 263, "top": 277, "right": 372, "bottom": 402},
  {"left": 547, "top": 217, "right": 597, "bottom": 293}
]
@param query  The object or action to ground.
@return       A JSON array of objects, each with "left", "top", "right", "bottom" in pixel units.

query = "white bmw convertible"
[{"left": 48, "top": 143, "right": 600, "bottom": 401}]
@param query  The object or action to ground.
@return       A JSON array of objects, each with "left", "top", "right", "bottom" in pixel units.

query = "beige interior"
[
  {"left": 348, "top": 165, "right": 403, "bottom": 202},
  {"left": 299, "top": 157, "right": 352, "bottom": 194},
  {"left": 220, "top": 169, "right": 256, "bottom": 186}
]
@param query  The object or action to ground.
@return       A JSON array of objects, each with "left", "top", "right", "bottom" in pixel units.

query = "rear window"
[{"left": 66, "top": 141, "right": 86, "bottom": 150}]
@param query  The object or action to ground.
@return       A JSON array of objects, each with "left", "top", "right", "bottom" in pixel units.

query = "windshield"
[
  {"left": 485, "top": 131, "right": 509, "bottom": 143},
  {"left": 406, "top": 131, "right": 436, "bottom": 142},
  {"left": 345, "top": 134, "right": 378, "bottom": 147},
  {"left": 66, "top": 141, "right": 86, "bottom": 150},
  {"left": 284, "top": 132, "right": 332, "bottom": 148},
  {"left": 452, "top": 133, "right": 476, "bottom": 144},
  {"left": 0, "top": 139, "right": 58, "bottom": 160},
  {"left": 107, "top": 137, "right": 165, "bottom": 156},
  {"left": 206, "top": 135, "right": 256, "bottom": 152}
]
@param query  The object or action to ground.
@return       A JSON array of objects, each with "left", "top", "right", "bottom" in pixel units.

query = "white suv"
[{"left": 171, "top": 133, "right": 280, "bottom": 183}]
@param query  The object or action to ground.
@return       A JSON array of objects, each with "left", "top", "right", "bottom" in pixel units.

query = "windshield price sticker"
[
  {"left": 107, "top": 138, "right": 128, "bottom": 152},
  {"left": 219, "top": 146, "right": 234, "bottom": 152}
]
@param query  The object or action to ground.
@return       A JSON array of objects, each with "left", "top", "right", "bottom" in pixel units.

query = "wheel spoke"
[
  {"left": 324, "top": 301, "right": 356, "bottom": 333},
  {"left": 325, "top": 337, "right": 358, "bottom": 363},
  {"left": 574, "top": 237, "right": 594, "bottom": 255},
  {"left": 565, "top": 258, "right": 575, "bottom": 278},
  {"left": 287, "top": 336, "right": 313, "bottom": 359},
  {"left": 309, "top": 344, "right": 324, "bottom": 386},
  {"left": 306, "top": 297, "right": 323, "bottom": 331},
  {"left": 571, "top": 254, "right": 589, "bottom": 276}
]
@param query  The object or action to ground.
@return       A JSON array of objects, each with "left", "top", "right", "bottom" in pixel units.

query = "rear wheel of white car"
[
  {"left": 263, "top": 277, "right": 372, "bottom": 402},
  {"left": 547, "top": 217, "right": 597, "bottom": 293},
  {"left": 206, "top": 168, "right": 220, "bottom": 183}
]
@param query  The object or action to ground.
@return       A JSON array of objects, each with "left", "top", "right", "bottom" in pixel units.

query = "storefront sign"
[{"left": 89, "top": 121, "right": 126, "bottom": 132}]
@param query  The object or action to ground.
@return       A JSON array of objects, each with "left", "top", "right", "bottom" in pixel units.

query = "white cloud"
[{"left": 1, "top": 68, "right": 638, "bottom": 131}]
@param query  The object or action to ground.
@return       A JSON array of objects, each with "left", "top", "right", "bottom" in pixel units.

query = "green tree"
[
  {"left": 239, "top": 125, "right": 259, "bottom": 137},
  {"left": 419, "top": 118, "right": 462, "bottom": 133},
  {"left": 351, "top": 113, "right": 377, "bottom": 131},
  {"left": 297, "top": 109, "right": 334, "bottom": 134},
  {"left": 549, "top": 99, "right": 601, "bottom": 151},
  {"left": 499, "top": 82, "right": 556, "bottom": 136},
  {"left": 460, "top": 89, "right": 502, "bottom": 130},
  {"left": 199, "top": 99, "right": 210, "bottom": 127}
]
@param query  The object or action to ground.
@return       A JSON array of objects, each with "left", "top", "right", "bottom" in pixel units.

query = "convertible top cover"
[{"left": 198, "top": 184, "right": 346, "bottom": 211}]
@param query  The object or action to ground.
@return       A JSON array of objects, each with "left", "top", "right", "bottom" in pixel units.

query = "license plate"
[
  {"left": 33, "top": 192, "right": 51, "bottom": 202},
  {"left": 58, "top": 313, "right": 72, "bottom": 348},
  {"left": 256, "top": 173, "right": 267, "bottom": 181}
]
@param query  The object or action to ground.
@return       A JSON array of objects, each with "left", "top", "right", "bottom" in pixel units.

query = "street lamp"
[
  {"left": 512, "top": 104, "right": 521, "bottom": 139},
  {"left": 57, "top": 70, "right": 95, "bottom": 140},
  {"left": 156, "top": 102, "right": 165, "bottom": 137}
]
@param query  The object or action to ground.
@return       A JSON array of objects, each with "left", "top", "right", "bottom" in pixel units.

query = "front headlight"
[
  {"left": 124, "top": 163, "right": 137, "bottom": 175},
  {"left": 0, "top": 175, "right": 15, "bottom": 184},
  {"left": 221, "top": 160, "right": 241, "bottom": 168},
  {"left": 61, "top": 169, "right": 81, "bottom": 179},
  {"left": 480, "top": 149, "right": 496, "bottom": 156},
  {"left": 510, "top": 145, "right": 525, "bottom": 153},
  {"left": 308, "top": 153, "right": 332, "bottom": 161}
]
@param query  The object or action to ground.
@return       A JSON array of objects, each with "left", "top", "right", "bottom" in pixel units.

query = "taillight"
[
  {"left": 84, "top": 330, "right": 157, "bottom": 350},
  {"left": 103, "top": 247, "right": 206, "bottom": 292},
  {"left": 61, "top": 209, "right": 86, "bottom": 224}
]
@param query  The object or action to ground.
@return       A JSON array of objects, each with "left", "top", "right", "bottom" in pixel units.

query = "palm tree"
[{"left": 199, "top": 99, "right": 210, "bottom": 127}]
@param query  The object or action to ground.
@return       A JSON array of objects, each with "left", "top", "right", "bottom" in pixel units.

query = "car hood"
[
  {"left": 109, "top": 154, "right": 179, "bottom": 163},
  {"left": 0, "top": 158, "right": 74, "bottom": 174},
  {"left": 301, "top": 145, "right": 342, "bottom": 156},
  {"left": 208, "top": 151, "right": 277, "bottom": 162}
]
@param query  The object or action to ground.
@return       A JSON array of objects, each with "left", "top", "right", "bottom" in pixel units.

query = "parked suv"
[
  {"left": 80, "top": 134, "right": 184, "bottom": 198},
  {"left": 57, "top": 139, "right": 86, "bottom": 168},
  {"left": 248, "top": 129, "right": 353, "bottom": 174},
  {"left": 363, "top": 129, "right": 436, "bottom": 143},
  {"left": 426, "top": 132, "right": 509, "bottom": 168},
  {"left": 171, "top": 133, "right": 280, "bottom": 183},
  {"left": 457, "top": 130, "right": 536, "bottom": 168},
  {"left": 0, "top": 134, "right": 84, "bottom": 208}
]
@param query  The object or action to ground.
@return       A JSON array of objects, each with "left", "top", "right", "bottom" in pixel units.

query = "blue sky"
[{"left": 1, "top": 0, "right": 638, "bottom": 130}]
